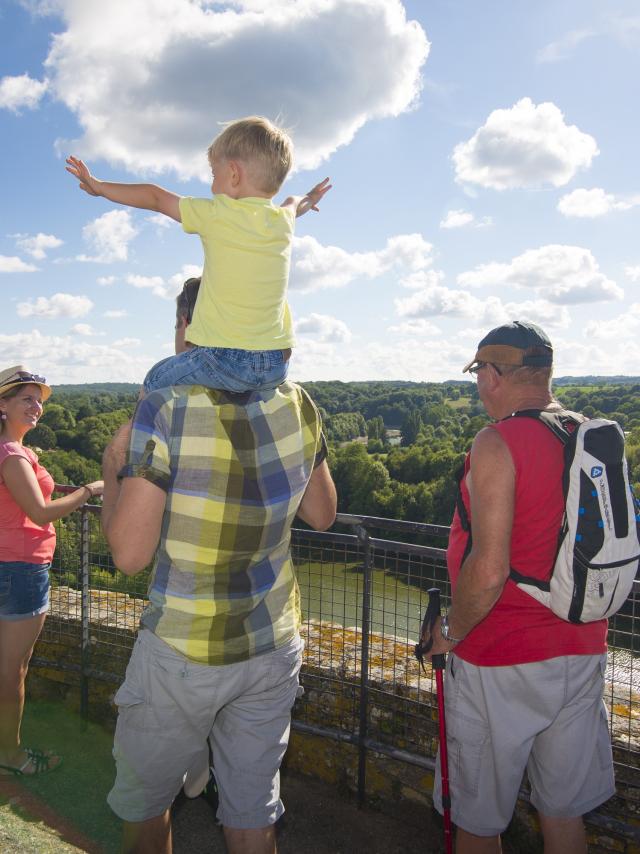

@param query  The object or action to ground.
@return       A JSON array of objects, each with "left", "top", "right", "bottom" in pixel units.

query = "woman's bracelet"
[{"left": 82, "top": 484, "right": 93, "bottom": 500}]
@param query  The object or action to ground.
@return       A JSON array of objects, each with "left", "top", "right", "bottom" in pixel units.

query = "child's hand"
[
  {"left": 296, "top": 177, "right": 332, "bottom": 217},
  {"left": 65, "top": 155, "right": 101, "bottom": 197}
]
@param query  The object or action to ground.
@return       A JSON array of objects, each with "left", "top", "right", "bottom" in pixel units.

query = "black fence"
[{"left": 35, "top": 494, "right": 640, "bottom": 842}]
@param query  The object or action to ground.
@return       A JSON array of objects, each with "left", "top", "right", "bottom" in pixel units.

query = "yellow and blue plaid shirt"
[{"left": 119, "top": 382, "right": 325, "bottom": 665}]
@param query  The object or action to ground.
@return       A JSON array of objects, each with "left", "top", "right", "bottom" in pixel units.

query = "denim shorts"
[
  {"left": 0, "top": 561, "right": 50, "bottom": 620},
  {"left": 143, "top": 346, "right": 289, "bottom": 394},
  {"left": 108, "top": 629, "right": 304, "bottom": 826}
]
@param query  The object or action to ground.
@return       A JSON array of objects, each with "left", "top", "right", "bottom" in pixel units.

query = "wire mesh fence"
[{"left": 37, "top": 496, "right": 640, "bottom": 818}]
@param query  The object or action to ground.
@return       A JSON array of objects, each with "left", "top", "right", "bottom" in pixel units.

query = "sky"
[{"left": 1, "top": 0, "right": 639, "bottom": 385}]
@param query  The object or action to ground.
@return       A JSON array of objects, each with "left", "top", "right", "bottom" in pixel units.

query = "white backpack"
[{"left": 508, "top": 410, "right": 640, "bottom": 623}]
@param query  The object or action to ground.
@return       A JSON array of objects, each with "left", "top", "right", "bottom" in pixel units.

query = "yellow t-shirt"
[{"left": 179, "top": 195, "right": 296, "bottom": 350}]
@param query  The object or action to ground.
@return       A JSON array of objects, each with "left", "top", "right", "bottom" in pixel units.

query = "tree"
[
  {"left": 38, "top": 450, "right": 101, "bottom": 486},
  {"left": 26, "top": 424, "right": 56, "bottom": 450},
  {"left": 402, "top": 410, "right": 423, "bottom": 446},
  {"left": 40, "top": 403, "right": 76, "bottom": 432}
]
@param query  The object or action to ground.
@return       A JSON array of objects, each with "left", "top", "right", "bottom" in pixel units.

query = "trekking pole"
[{"left": 415, "top": 588, "right": 453, "bottom": 854}]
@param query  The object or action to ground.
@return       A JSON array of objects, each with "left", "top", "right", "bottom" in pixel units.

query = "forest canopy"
[{"left": 30, "top": 378, "right": 640, "bottom": 527}]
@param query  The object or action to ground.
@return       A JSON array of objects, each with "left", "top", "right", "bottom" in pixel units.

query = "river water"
[{"left": 294, "top": 558, "right": 640, "bottom": 701}]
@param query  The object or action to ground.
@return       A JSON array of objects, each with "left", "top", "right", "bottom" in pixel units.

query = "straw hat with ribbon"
[{"left": 0, "top": 366, "right": 52, "bottom": 401}]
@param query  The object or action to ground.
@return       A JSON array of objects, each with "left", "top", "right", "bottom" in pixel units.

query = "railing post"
[
  {"left": 79, "top": 506, "right": 90, "bottom": 724},
  {"left": 355, "top": 524, "right": 372, "bottom": 808}
]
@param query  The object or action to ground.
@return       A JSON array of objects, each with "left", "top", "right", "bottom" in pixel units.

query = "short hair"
[
  {"left": 497, "top": 362, "right": 553, "bottom": 389},
  {"left": 207, "top": 116, "right": 293, "bottom": 194},
  {"left": 176, "top": 277, "right": 201, "bottom": 324}
]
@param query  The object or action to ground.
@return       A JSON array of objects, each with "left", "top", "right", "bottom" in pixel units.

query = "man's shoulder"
[{"left": 145, "top": 382, "right": 318, "bottom": 420}]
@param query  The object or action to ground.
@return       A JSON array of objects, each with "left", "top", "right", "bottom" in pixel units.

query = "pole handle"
[{"left": 426, "top": 587, "right": 446, "bottom": 671}]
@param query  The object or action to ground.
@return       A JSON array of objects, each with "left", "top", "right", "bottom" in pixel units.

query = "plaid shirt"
[{"left": 119, "top": 382, "right": 325, "bottom": 665}]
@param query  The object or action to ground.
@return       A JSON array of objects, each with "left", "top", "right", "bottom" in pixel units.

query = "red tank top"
[
  {"left": 0, "top": 442, "right": 56, "bottom": 563},
  {"left": 447, "top": 417, "right": 607, "bottom": 665}
]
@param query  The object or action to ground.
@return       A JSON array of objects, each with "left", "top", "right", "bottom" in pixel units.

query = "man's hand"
[{"left": 66, "top": 156, "right": 102, "bottom": 197}]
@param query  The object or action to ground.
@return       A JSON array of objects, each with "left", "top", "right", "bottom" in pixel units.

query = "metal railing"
[{"left": 34, "top": 492, "right": 640, "bottom": 843}]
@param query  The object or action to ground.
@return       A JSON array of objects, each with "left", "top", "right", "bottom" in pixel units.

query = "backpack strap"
[
  {"left": 453, "top": 461, "right": 473, "bottom": 564},
  {"left": 505, "top": 408, "right": 584, "bottom": 444}
]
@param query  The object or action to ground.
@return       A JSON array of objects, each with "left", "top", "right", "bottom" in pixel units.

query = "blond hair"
[{"left": 207, "top": 116, "right": 293, "bottom": 195}]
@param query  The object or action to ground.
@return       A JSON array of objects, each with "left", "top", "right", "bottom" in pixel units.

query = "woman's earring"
[{"left": 0, "top": 413, "right": 6, "bottom": 421}]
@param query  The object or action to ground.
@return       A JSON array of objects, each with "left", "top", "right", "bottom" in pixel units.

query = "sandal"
[{"left": 0, "top": 747, "right": 62, "bottom": 776}]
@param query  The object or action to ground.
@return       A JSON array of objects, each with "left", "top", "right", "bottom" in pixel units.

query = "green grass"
[
  {"left": 10, "top": 700, "right": 121, "bottom": 853},
  {"left": 445, "top": 396, "right": 472, "bottom": 409},
  {"left": 0, "top": 801, "right": 86, "bottom": 853}
]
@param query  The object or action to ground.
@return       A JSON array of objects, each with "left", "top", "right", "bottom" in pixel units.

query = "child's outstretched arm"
[
  {"left": 66, "top": 156, "right": 182, "bottom": 222},
  {"left": 281, "top": 177, "right": 332, "bottom": 218}
]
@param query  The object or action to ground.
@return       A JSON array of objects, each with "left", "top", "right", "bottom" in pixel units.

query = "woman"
[{"left": 0, "top": 366, "right": 103, "bottom": 776}]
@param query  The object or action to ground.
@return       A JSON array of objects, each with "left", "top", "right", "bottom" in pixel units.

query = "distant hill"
[
  {"left": 52, "top": 382, "right": 140, "bottom": 394},
  {"left": 50, "top": 377, "right": 640, "bottom": 395},
  {"left": 553, "top": 376, "right": 640, "bottom": 386}
]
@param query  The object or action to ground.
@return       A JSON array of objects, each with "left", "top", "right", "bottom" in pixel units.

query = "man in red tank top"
[{"left": 422, "top": 321, "right": 614, "bottom": 854}]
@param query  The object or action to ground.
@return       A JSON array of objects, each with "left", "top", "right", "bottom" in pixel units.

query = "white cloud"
[
  {"left": 71, "top": 323, "right": 99, "bottom": 336},
  {"left": 394, "top": 284, "right": 571, "bottom": 330},
  {"left": 17, "top": 293, "right": 93, "bottom": 319},
  {"left": 399, "top": 269, "right": 445, "bottom": 290},
  {"left": 0, "top": 73, "right": 48, "bottom": 112},
  {"left": 0, "top": 329, "right": 153, "bottom": 383},
  {"left": 440, "top": 209, "right": 474, "bottom": 229},
  {"left": 76, "top": 210, "right": 138, "bottom": 263},
  {"left": 295, "top": 313, "right": 352, "bottom": 343},
  {"left": 113, "top": 337, "right": 141, "bottom": 348},
  {"left": 97, "top": 275, "right": 117, "bottom": 286},
  {"left": 44, "top": 0, "right": 429, "bottom": 179},
  {"left": 557, "top": 188, "right": 640, "bottom": 218},
  {"left": 104, "top": 309, "right": 128, "bottom": 318},
  {"left": 457, "top": 245, "right": 622, "bottom": 304},
  {"left": 625, "top": 266, "right": 640, "bottom": 283},
  {"left": 583, "top": 305, "right": 640, "bottom": 342},
  {"left": 387, "top": 318, "right": 441, "bottom": 336},
  {"left": 146, "top": 213, "right": 172, "bottom": 229},
  {"left": 291, "top": 233, "right": 435, "bottom": 293},
  {"left": 16, "top": 232, "right": 63, "bottom": 259},
  {"left": 453, "top": 98, "right": 598, "bottom": 190},
  {"left": 167, "top": 264, "right": 202, "bottom": 291},
  {"left": 536, "top": 29, "right": 595, "bottom": 63},
  {"left": 126, "top": 273, "right": 176, "bottom": 300},
  {"left": 439, "top": 209, "right": 493, "bottom": 229},
  {"left": 0, "top": 255, "right": 38, "bottom": 273},
  {"left": 127, "top": 274, "right": 165, "bottom": 290}
]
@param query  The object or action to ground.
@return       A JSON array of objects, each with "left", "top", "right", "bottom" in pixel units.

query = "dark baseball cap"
[{"left": 463, "top": 320, "right": 553, "bottom": 373}]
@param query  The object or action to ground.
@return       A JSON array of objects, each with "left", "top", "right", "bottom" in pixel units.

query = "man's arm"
[
  {"left": 66, "top": 156, "right": 182, "bottom": 222},
  {"left": 101, "top": 423, "right": 166, "bottom": 575},
  {"left": 426, "top": 426, "right": 515, "bottom": 657},
  {"left": 296, "top": 460, "right": 337, "bottom": 531},
  {"left": 281, "top": 177, "right": 332, "bottom": 218}
]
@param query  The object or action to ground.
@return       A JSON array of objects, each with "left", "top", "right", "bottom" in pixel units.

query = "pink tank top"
[
  {"left": 0, "top": 441, "right": 56, "bottom": 563},
  {"left": 447, "top": 417, "right": 607, "bottom": 666}
]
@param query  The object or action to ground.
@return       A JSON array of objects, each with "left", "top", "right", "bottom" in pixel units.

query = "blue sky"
[{"left": 1, "top": 0, "right": 639, "bottom": 384}]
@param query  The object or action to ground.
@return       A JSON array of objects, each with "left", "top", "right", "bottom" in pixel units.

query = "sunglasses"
[
  {"left": 468, "top": 362, "right": 502, "bottom": 377},
  {"left": 4, "top": 371, "right": 47, "bottom": 385}
]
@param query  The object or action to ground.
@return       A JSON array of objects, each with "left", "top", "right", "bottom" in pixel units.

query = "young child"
[{"left": 66, "top": 116, "right": 331, "bottom": 393}]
